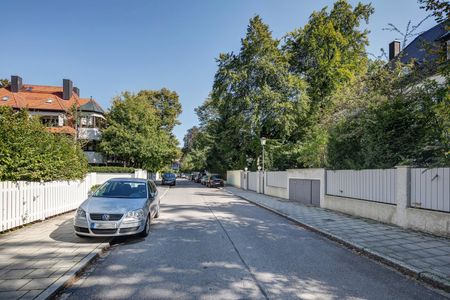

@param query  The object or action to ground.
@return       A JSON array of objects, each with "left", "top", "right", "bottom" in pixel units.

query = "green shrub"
[
  {"left": 88, "top": 166, "right": 135, "bottom": 173},
  {"left": 0, "top": 107, "right": 88, "bottom": 181},
  {"left": 89, "top": 184, "right": 101, "bottom": 193}
]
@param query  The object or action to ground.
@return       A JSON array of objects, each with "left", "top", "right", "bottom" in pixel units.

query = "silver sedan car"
[{"left": 74, "top": 178, "right": 160, "bottom": 238}]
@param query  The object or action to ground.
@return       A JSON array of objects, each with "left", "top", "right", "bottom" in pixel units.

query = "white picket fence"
[
  {"left": 0, "top": 176, "right": 94, "bottom": 232},
  {"left": 0, "top": 169, "right": 148, "bottom": 232}
]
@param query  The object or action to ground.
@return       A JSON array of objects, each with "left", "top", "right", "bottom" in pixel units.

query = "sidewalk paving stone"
[
  {"left": 0, "top": 212, "right": 109, "bottom": 299},
  {"left": 225, "top": 186, "right": 450, "bottom": 291},
  {"left": 0, "top": 185, "right": 169, "bottom": 300}
]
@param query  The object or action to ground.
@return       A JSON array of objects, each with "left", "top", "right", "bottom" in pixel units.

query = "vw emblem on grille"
[{"left": 102, "top": 214, "right": 110, "bottom": 221}]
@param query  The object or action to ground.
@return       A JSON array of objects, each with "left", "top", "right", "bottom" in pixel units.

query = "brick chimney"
[
  {"left": 63, "top": 79, "right": 73, "bottom": 100},
  {"left": 389, "top": 40, "right": 401, "bottom": 60},
  {"left": 10, "top": 75, "right": 23, "bottom": 93}
]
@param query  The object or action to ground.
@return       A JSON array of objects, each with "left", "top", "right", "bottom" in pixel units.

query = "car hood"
[{"left": 81, "top": 197, "right": 147, "bottom": 214}]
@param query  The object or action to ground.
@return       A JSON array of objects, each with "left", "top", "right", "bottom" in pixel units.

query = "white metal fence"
[
  {"left": 411, "top": 168, "right": 450, "bottom": 213},
  {"left": 226, "top": 170, "right": 241, "bottom": 188},
  {"left": 326, "top": 169, "right": 397, "bottom": 204},
  {"left": 266, "top": 171, "right": 287, "bottom": 188},
  {"left": 0, "top": 169, "right": 148, "bottom": 232},
  {"left": 248, "top": 172, "right": 258, "bottom": 192}
]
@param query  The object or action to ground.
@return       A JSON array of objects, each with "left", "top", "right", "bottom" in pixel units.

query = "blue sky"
[{"left": 0, "top": 0, "right": 436, "bottom": 144}]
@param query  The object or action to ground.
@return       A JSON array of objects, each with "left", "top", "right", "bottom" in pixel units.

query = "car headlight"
[
  {"left": 76, "top": 208, "right": 86, "bottom": 218},
  {"left": 125, "top": 209, "right": 145, "bottom": 220}
]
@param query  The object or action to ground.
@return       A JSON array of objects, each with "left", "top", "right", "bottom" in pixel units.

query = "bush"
[
  {"left": 89, "top": 184, "right": 101, "bottom": 193},
  {"left": 88, "top": 166, "right": 135, "bottom": 173},
  {"left": 0, "top": 107, "right": 88, "bottom": 181}
]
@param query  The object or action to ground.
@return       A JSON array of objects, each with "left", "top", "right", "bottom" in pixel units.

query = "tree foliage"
[
  {"left": 327, "top": 61, "right": 449, "bottom": 168},
  {"left": 418, "top": 0, "right": 450, "bottom": 22},
  {"left": 0, "top": 107, "right": 88, "bottom": 181},
  {"left": 100, "top": 92, "right": 179, "bottom": 171},
  {"left": 0, "top": 78, "right": 9, "bottom": 88},
  {"left": 136, "top": 88, "right": 182, "bottom": 132},
  {"left": 183, "top": 0, "right": 448, "bottom": 172},
  {"left": 193, "top": 16, "right": 308, "bottom": 174}
]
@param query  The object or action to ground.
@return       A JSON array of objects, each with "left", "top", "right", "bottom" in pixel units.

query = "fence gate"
[{"left": 289, "top": 179, "right": 320, "bottom": 206}]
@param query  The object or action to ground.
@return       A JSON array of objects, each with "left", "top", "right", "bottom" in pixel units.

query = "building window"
[
  {"left": 41, "top": 116, "right": 59, "bottom": 127},
  {"left": 82, "top": 140, "right": 100, "bottom": 152},
  {"left": 79, "top": 115, "right": 105, "bottom": 129}
]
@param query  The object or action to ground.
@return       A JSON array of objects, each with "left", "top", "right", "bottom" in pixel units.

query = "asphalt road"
[{"left": 61, "top": 180, "right": 447, "bottom": 300}]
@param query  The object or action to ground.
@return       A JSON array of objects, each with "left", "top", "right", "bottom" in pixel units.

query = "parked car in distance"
[
  {"left": 73, "top": 178, "right": 160, "bottom": 238},
  {"left": 191, "top": 172, "right": 199, "bottom": 181},
  {"left": 206, "top": 174, "right": 224, "bottom": 188},
  {"left": 195, "top": 173, "right": 204, "bottom": 183},
  {"left": 200, "top": 175, "right": 209, "bottom": 185},
  {"left": 162, "top": 173, "right": 177, "bottom": 186}
]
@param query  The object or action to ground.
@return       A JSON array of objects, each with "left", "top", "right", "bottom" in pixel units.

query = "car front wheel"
[{"left": 139, "top": 215, "right": 151, "bottom": 238}]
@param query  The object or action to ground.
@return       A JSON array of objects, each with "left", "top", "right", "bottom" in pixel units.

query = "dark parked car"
[
  {"left": 206, "top": 174, "right": 224, "bottom": 188},
  {"left": 162, "top": 173, "right": 176, "bottom": 186}
]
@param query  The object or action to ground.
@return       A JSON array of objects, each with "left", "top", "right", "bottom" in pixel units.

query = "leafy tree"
[
  {"left": 0, "top": 79, "right": 9, "bottom": 88},
  {"left": 418, "top": 0, "right": 450, "bottom": 22},
  {"left": 281, "top": 0, "right": 374, "bottom": 167},
  {"left": 284, "top": 0, "right": 373, "bottom": 117},
  {"left": 0, "top": 107, "right": 87, "bottom": 181},
  {"left": 196, "top": 16, "right": 308, "bottom": 173},
  {"left": 182, "top": 126, "right": 200, "bottom": 154},
  {"left": 100, "top": 92, "right": 178, "bottom": 171},
  {"left": 137, "top": 88, "right": 182, "bottom": 132},
  {"left": 327, "top": 61, "right": 449, "bottom": 168}
]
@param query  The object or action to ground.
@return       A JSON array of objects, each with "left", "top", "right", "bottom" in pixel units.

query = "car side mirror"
[{"left": 88, "top": 191, "right": 93, "bottom": 197}]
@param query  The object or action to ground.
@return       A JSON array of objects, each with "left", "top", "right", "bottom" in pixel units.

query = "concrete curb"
[
  {"left": 37, "top": 188, "right": 171, "bottom": 299},
  {"left": 225, "top": 188, "right": 450, "bottom": 293},
  {"left": 36, "top": 242, "right": 110, "bottom": 300}
]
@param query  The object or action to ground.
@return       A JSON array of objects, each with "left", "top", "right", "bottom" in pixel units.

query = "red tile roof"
[
  {"left": 45, "top": 126, "right": 77, "bottom": 135},
  {"left": 0, "top": 84, "right": 101, "bottom": 113}
]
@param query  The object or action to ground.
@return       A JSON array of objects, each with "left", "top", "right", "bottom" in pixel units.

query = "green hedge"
[
  {"left": 88, "top": 166, "right": 135, "bottom": 173},
  {"left": 0, "top": 107, "right": 88, "bottom": 181}
]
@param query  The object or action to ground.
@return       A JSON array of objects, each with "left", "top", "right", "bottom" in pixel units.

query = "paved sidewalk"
[
  {"left": 226, "top": 186, "right": 450, "bottom": 292},
  {"left": 0, "top": 213, "right": 109, "bottom": 299}
]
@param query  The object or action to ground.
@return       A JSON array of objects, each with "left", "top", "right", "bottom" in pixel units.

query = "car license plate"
[{"left": 90, "top": 222, "right": 116, "bottom": 229}]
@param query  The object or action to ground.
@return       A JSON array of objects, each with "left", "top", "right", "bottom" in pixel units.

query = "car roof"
[{"left": 107, "top": 178, "right": 148, "bottom": 183}]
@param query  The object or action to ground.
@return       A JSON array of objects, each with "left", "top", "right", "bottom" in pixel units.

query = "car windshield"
[
  {"left": 93, "top": 181, "right": 147, "bottom": 198},
  {"left": 211, "top": 175, "right": 222, "bottom": 180},
  {"left": 163, "top": 173, "right": 175, "bottom": 178}
]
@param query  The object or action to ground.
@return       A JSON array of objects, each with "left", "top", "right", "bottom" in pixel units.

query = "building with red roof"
[{"left": 0, "top": 75, "right": 106, "bottom": 164}]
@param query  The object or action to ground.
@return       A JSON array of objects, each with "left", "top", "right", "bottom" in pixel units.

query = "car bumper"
[
  {"left": 74, "top": 218, "right": 145, "bottom": 237},
  {"left": 162, "top": 180, "right": 176, "bottom": 185}
]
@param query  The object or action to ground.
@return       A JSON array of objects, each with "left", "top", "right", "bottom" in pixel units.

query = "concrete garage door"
[{"left": 289, "top": 179, "right": 320, "bottom": 206}]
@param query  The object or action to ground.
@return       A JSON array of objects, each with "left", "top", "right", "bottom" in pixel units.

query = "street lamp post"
[
  {"left": 260, "top": 137, "right": 266, "bottom": 172},
  {"left": 260, "top": 137, "right": 266, "bottom": 194}
]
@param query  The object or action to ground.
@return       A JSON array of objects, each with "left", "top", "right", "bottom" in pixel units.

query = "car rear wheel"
[{"left": 139, "top": 215, "right": 151, "bottom": 238}]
